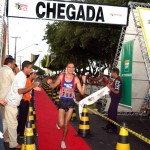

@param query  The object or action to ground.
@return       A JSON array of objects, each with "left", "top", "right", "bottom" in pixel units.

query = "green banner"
[{"left": 120, "top": 40, "right": 134, "bottom": 108}]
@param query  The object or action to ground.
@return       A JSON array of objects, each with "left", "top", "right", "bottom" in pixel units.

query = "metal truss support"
[
  {"left": 129, "top": 2, "right": 150, "bottom": 116},
  {"left": 129, "top": 2, "right": 150, "bottom": 80},
  {"left": 112, "top": 26, "right": 126, "bottom": 68},
  {"left": 113, "top": 2, "right": 150, "bottom": 116}
]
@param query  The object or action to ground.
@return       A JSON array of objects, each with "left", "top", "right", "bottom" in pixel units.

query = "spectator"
[
  {"left": 17, "top": 69, "right": 39, "bottom": 138},
  {"left": 95, "top": 71, "right": 109, "bottom": 87},
  {"left": 0, "top": 57, "right": 15, "bottom": 145},
  {"left": 13, "top": 64, "right": 20, "bottom": 75},
  {"left": 3, "top": 61, "right": 40, "bottom": 149}
]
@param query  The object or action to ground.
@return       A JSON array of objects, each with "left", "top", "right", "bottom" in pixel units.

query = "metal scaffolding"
[
  {"left": 113, "top": 2, "right": 150, "bottom": 74},
  {"left": 113, "top": 2, "right": 150, "bottom": 116}
]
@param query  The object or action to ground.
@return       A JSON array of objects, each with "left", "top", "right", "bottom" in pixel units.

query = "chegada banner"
[
  {"left": 7, "top": 0, "right": 129, "bottom": 25},
  {"left": 137, "top": 8, "right": 150, "bottom": 57},
  {"left": 120, "top": 40, "right": 134, "bottom": 108}
]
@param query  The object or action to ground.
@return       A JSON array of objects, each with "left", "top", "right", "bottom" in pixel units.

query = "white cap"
[{"left": 30, "top": 69, "right": 38, "bottom": 74}]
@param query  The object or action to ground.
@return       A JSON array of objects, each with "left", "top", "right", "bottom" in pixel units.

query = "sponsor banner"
[
  {"left": 7, "top": 0, "right": 128, "bottom": 25},
  {"left": 79, "top": 86, "right": 109, "bottom": 117},
  {"left": 120, "top": 40, "right": 134, "bottom": 108},
  {"left": 137, "top": 8, "right": 150, "bottom": 57}
]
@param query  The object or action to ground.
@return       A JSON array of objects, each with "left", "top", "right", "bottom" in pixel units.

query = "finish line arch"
[
  {"left": 0, "top": 0, "right": 129, "bottom": 67},
  {"left": 7, "top": 0, "right": 129, "bottom": 26}
]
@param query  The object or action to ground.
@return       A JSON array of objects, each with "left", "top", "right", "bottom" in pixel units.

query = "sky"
[
  {"left": 6, "top": 0, "right": 65, "bottom": 69},
  {"left": 8, "top": 17, "right": 52, "bottom": 68}
]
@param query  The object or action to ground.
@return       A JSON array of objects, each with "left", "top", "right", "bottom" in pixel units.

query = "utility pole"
[
  {"left": 18, "top": 56, "right": 23, "bottom": 69},
  {"left": 11, "top": 36, "right": 21, "bottom": 60}
]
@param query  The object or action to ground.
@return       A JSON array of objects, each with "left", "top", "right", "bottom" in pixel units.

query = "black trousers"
[
  {"left": 30, "top": 90, "right": 35, "bottom": 107},
  {"left": 107, "top": 97, "right": 120, "bottom": 132},
  {"left": 17, "top": 100, "right": 29, "bottom": 136}
]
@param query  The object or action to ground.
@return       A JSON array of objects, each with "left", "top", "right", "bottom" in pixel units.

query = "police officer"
[{"left": 102, "top": 68, "right": 122, "bottom": 134}]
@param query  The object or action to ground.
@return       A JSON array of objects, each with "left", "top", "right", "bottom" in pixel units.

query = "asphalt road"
[{"left": 71, "top": 112, "right": 150, "bottom": 150}]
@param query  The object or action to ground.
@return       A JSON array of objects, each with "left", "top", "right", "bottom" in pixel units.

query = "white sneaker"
[
  {"left": 56, "top": 123, "right": 60, "bottom": 130},
  {"left": 61, "top": 141, "right": 66, "bottom": 149}
]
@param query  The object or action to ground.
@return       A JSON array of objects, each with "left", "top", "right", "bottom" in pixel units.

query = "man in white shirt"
[{"left": 3, "top": 61, "right": 39, "bottom": 149}]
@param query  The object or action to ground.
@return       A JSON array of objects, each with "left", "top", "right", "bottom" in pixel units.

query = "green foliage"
[{"left": 43, "top": 20, "right": 121, "bottom": 75}]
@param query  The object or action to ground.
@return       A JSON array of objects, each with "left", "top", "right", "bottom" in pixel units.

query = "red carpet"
[{"left": 35, "top": 89, "right": 91, "bottom": 150}]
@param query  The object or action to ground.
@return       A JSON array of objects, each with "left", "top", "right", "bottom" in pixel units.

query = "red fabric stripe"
[{"left": 35, "top": 89, "right": 91, "bottom": 150}]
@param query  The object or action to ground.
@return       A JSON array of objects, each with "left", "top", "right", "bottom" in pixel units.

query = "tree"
[
  {"left": 33, "top": 65, "right": 45, "bottom": 76},
  {"left": 43, "top": 20, "right": 121, "bottom": 75}
]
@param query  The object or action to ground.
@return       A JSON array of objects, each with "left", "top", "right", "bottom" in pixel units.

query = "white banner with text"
[{"left": 7, "top": 0, "right": 129, "bottom": 25}]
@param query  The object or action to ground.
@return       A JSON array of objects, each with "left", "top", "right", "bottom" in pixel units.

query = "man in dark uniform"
[{"left": 102, "top": 68, "right": 122, "bottom": 134}]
